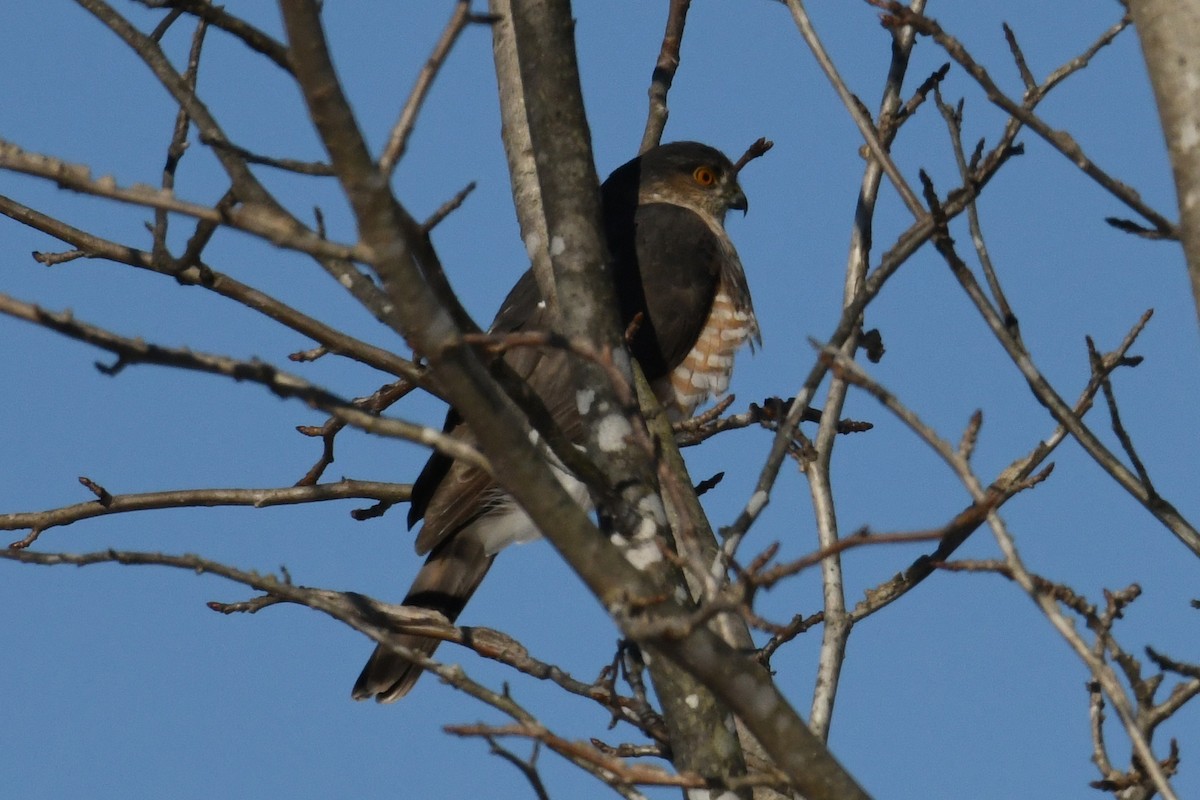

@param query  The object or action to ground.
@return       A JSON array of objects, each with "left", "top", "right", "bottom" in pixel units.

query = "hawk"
[{"left": 353, "top": 141, "right": 758, "bottom": 702}]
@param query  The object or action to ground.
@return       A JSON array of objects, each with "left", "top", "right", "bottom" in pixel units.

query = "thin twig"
[
  {"left": 446, "top": 722, "right": 790, "bottom": 793},
  {"left": 79, "top": 0, "right": 407, "bottom": 332},
  {"left": 2, "top": 480, "right": 411, "bottom": 549},
  {"left": 422, "top": 181, "right": 477, "bottom": 232},
  {"left": 1086, "top": 336, "right": 1155, "bottom": 495},
  {"left": 0, "top": 193, "right": 423, "bottom": 383},
  {"left": 201, "top": 135, "right": 334, "bottom": 175},
  {"left": 879, "top": 4, "right": 1172, "bottom": 237},
  {"left": 134, "top": 0, "right": 292, "bottom": 73},
  {"left": 921, "top": 169, "right": 1199, "bottom": 556},
  {"left": 910, "top": 190, "right": 1182, "bottom": 798},
  {"left": 379, "top": 0, "right": 475, "bottom": 174},
  {"left": 850, "top": 308, "right": 1154, "bottom": 621},
  {"left": 0, "top": 293, "right": 487, "bottom": 471},
  {"left": 784, "top": 0, "right": 926, "bottom": 219},
  {"left": 485, "top": 738, "right": 552, "bottom": 800},
  {"left": 1001, "top": 23, "right": 1037, "bottom": 91},
  {"left": 0, "top": 139, "right": 365, "bottom": 263},
  {"left": 148, "top": 6, "right": 183, "bottom": 40},
  {"left": 733, "top": 138, "right": 774, "bottom": 173},
  {"left": 152, "top": 15, "right": 207, "bottom": 268},
  {"left": 934, "top": 84, "right": 1019, "bottom": 332},
  {"left": 798, "top": 0, "right": 927, "bottom": 742}
]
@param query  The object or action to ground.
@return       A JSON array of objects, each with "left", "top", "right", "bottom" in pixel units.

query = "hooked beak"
[{"left": 729, "top": 185, "right": 748, "bottom": 216}]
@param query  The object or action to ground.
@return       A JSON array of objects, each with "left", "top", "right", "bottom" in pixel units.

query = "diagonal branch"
[
  {"left": 0, "top": 140, "right": 366, "bottom": 263},
  {"left": 724, "top": 65, "right": 1027, "bottom": 551},
  {"left": 151, "top": 14, "right": 207, "bottom": 268},
  {"left": 1, "top": 544, "right": 574, "bottom": 752},
  {"left": 0, "top": 292, "right": 487, "bottom": 471},
  {"left": 75, "top": 0, "right": 411, "bottom": 335},
  {"left": 812, "top": 347, "right": 1181, "bottom": 800},
  {"left": 0, "top": 192, "right": 424, "bottom": 384},
  {"left": 850, "top": 308, "right": 1155, "bottom": 620},
  {"left": 133, "top": 0, "right": 292, "bottom": 73},
  {"left": 784, "top": 0, "right": 926, "bottom": 219},
  {"left": 880, "top": 4, "right": 1174, "bottom": 237},
  {"left": 921, "top": 172, "right": 1200, "bottom": 557},
  {"left": 379, "top": 1, "right": 479, "bottom": 174}
]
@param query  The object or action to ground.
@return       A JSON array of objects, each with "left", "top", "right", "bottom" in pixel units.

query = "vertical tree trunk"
[{"left": 1128, "top": 0, "right": 1200, "bottom": 332}]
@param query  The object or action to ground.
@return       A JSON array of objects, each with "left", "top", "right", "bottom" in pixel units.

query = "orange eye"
[{"left": 693, "top": 166, "right": 716, "bottom": 186}]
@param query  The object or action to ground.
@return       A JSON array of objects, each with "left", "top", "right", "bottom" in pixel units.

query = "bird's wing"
[
  {"left": 406, "top": 271, "right": 539, "bottom": 530},
  {"left": 411, "top": 270, "right": 584, "bottom": 555},
  {"left": 413, "top": 202, "right": 743, "bottom": 552},
  {"left": 612, "top": 202, "right": 726, "bottom": 377}
]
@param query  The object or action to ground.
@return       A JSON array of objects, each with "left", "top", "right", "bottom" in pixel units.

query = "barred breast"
[{"left": 653, "top": 285, "right": 758, "bottom": 421}]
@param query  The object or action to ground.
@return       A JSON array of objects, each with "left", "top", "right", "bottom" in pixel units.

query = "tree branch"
[
  {"left": 379, "top": 1, "right": 480, "bottom": 175},
  {"left": 0, "top": 193, "right": 424, "bottom": 384},
  {"left": 639, "top": 0, "right": 691, "bottom": 153},
  {"left": 0, "top": 292, "right": 486, "bottom": 470},
  {"left": 2, "top": 480, "right": 412, "bottom": 548}
]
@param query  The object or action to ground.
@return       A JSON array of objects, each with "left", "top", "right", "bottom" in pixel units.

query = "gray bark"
[{"left": 1129, "top": 0, "right": 1200, "bottom": 332}]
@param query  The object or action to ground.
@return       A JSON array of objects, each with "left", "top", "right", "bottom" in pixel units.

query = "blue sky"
[{"left": 2, "top": 2, "right": 1198, "bottom": 798}]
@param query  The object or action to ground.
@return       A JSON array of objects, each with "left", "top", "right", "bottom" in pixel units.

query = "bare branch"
[
  {"left": 732, "top": 137, "right": 774, "bottom": 173},
  {"left": 483, "top": 738, "right": 552, "bottom": 800},
  {"left": 880, "top": 4, "right": 1173, "bottom": 237},
  {"left": 784, "top": 0, "right": 927, "bottom": 219},
  {"left": 936, "top": 562, "right": 1191, "bottom": 799},
  {"left": 201, "top": 134, "right": 334, "bottom": 176},
  {"left": 851, "top": 308, "right": 1154, "bottom": 620},
  {"left": 934, "top": 83, "right": 1018, "bottom": 331},
  {"left": 1087, "top": 336, "right": 1156, "bottom": 494},
  {"left": 152, "top": 14, "right": 207, "bottom": 267},
  {"left": 379, "top": 1, "right": 477, "bottom": 174},
  {"left": 2, "top": 480, "right": 412, "bottom": 548},
  {"left": 0, "top": 293, "right": 487, "bottom": 471},
  {"left": 921, "top": 170, "right": 1200, "bottom": 556},
  {"left": 897, "top": 218, "right": 1186, "bottom": 798},
  {"left": 78, "top": 0, "right": 407, "bottom": 332},
  {"left": 0, "top": 193, "right": 423, "bottom": 383},
  {"left": 489, "top": 0, "right": 556, "bottom": 309},
  {"left": 447, "top": 722, "right": 790, "bottom": 793},
  {"left": 1001, "top": 22, "right": 1037, "bottom": 92},
  {"left": 422, "top": 181, "right": 477, "bottom": 232},
  {"left": 0, "top": 140, "right": 365, "bottom": 263},
  {"left": 134, "top": 0, "right": 292, "bottom": 73},
  {"left": 640, "top": 0, "right": 691, "bottom": 153},
  {"left": 295, "top": 379, "right": 417, "bottom": 486}
]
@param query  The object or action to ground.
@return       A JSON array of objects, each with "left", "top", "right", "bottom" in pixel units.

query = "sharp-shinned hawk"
[{"left": 353, "top": 141, "right": 758, "bottom": 702}]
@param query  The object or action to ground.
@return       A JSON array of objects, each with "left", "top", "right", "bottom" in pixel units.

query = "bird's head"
[{"left": 605, "top": 141, "right": 748, "bottom": 224}]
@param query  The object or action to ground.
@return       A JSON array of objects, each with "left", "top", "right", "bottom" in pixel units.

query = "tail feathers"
[
  {"left": 352, "top": 527, "right": 495, "bottom": 703},
  {"left": 351, "top": 632, "right": 439, "bottom": 703}
]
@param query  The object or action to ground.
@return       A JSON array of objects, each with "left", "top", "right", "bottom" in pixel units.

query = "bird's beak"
[{"left": 729, "top": 186, "right": 748, "bottom": 216}]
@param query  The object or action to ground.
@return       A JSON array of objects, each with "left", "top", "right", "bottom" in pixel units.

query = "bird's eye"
[{"left": 692, "top": 166, "right": 716, "bottom": 186}]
